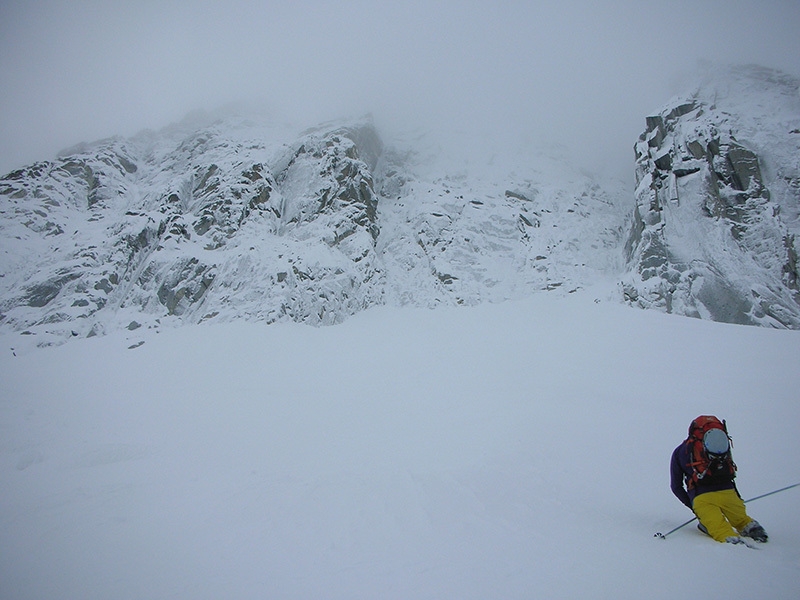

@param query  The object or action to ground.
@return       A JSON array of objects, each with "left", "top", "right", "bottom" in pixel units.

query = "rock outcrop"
[
  {"left": 0, "top": 117, "right": 388, "bottom": 345},
  {"left": 623, "top": 65, "right": 800, "bottom": 327}
]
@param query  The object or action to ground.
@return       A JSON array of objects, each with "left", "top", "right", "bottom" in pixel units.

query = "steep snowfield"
[
  {"left": 2, "top": 287, "right": 799, "bottom": 599},
  {"left": 375, "top": 127, "right": 629, "bottom": 307}
]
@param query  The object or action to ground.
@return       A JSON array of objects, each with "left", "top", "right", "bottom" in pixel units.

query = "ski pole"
[
  {"left": 742, "top": 482, "right": 800, "bottom": 504},
  {"left": 654, "top": 516, "right": 697, "bottom": 539},
  {"left": 654, "top": 482, "right": 800, "bottom": 539}
]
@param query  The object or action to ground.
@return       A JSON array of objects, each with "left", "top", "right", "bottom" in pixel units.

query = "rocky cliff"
[{"left": 623, "top": 65, "right": 800, "bottom": 327}]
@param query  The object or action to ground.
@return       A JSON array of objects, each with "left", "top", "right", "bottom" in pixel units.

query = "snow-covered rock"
[
  {"left": 623, "top": 64, "right": 800, "bottom": 327},
  {"left": 2, "top": 64, "right": 800, "bottom": 349},
  {"left": 0, "top": 111, "right": 628, "bottom": 349}
]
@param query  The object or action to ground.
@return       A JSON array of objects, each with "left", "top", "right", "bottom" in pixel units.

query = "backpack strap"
[{"left": 685, "top": 437, "right": 707, "bottom": 488}]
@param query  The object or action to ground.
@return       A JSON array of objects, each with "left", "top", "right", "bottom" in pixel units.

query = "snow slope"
[{"left": 2, "top": 287, "right": 799, "bottom": 599}]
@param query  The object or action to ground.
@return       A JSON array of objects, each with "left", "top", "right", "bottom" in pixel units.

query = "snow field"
[{"left": 1, "top": 287, "right": 799, "bottom": 599}]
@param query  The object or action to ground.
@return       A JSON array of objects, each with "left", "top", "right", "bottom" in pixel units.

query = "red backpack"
[{"left": 685, "top": 415, "right": 737, "bottom": 489}]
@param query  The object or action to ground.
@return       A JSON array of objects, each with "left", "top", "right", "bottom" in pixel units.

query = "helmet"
[{"left": 703, "top": 428, "right": 730, "bottom": 457}]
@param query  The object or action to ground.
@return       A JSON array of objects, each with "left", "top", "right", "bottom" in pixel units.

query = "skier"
[{"left": 670, "top": 416, "right": 768, "bottom": 544}]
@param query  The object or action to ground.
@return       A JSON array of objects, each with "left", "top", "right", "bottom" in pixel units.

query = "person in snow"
[{"left": 670, "top": 416, "right": 768, "bottom": 544}]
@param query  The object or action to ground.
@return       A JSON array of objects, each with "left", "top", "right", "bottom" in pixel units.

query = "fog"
[{"left": 1, "top": 0, "right": 799, "bottom": 181}]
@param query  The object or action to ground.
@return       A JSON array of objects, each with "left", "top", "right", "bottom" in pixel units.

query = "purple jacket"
[{"left": 670, "top": 441, "right": 736, "bottom": 509}]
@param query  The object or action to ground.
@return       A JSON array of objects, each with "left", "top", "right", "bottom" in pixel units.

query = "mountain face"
[
  {"left": 1, "top": 65, "right": 799, "bottom": 348},
  {"left": 622, "top": 65, "right": 800, "bottom": 327},
  {"left": 0, "top": 113, "right": 628, "bottom": 349}
]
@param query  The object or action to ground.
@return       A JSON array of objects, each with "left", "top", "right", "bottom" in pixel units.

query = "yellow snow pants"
[{"left": 692, "top": 489, "right": 753, "bottom": 542}]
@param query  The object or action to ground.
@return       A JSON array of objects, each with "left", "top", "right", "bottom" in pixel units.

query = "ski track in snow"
[{"left": 1, "top": 288, "right": 799, "bottom": 599}]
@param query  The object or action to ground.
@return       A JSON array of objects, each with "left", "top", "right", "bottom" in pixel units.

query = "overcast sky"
[{"left": 1, "top": 0, "right": 798, "bottom": 181}]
